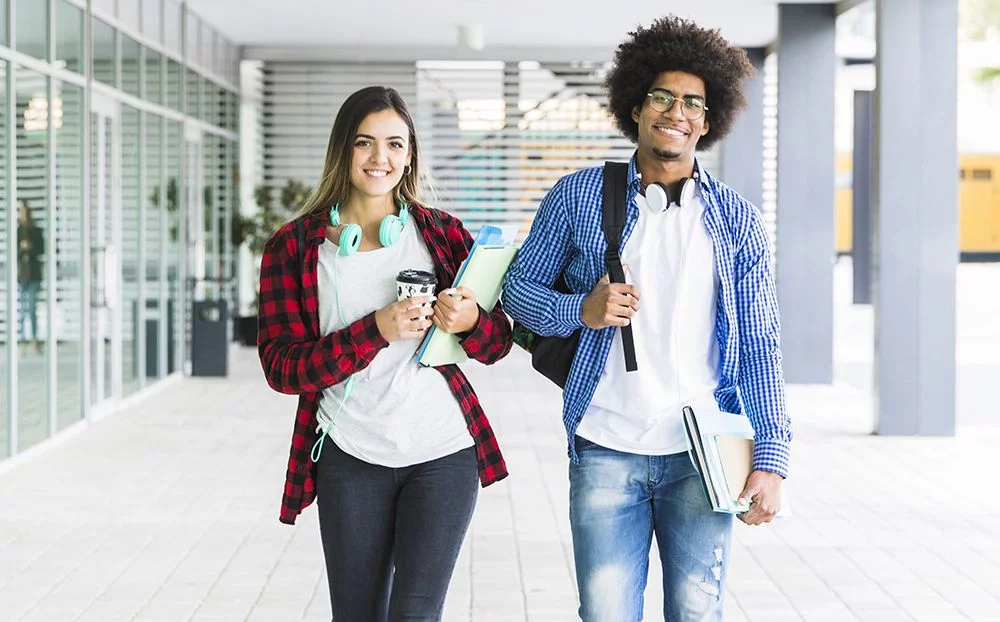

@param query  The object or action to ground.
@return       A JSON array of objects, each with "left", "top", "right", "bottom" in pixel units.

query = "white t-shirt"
[
  {"left": 576, "top": 191, "right": 721, "bottom": 455},
  {"left": 315, "top": 222, "right": 473, "bottom": 467}
]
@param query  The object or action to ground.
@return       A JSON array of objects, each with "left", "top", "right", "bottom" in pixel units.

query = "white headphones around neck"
[{"left": 642, "top": 168, "right": 700, "bottom": 213}]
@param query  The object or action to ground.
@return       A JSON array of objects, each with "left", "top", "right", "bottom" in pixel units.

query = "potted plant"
[{"left": 232, "top": 179, "right": 312, "bottom": 346}]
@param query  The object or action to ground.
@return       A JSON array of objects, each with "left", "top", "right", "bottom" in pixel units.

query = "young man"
[{"left": 502, "top": 16, "right": 792, "bottom": 621}]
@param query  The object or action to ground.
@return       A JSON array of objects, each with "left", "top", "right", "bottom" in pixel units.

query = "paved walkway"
[{"left": 1, "top": 261, "right": 998, "bottom": 622}]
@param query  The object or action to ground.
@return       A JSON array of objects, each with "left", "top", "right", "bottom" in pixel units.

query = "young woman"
[
  {"left": 257, "top": 86, "right": 511, "bottom": 621},
  {"left": 17, "top": 200, "right": 44, "bottom": 356}
]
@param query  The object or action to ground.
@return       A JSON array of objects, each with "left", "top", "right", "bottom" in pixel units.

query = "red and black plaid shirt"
[{"left": 257, "top": 203, "right": 512, "bottom": 525}]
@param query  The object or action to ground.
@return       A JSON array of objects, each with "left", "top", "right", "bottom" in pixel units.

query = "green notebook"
[{"left": 416, "top": 244, "right": 518, "bottom": 366}]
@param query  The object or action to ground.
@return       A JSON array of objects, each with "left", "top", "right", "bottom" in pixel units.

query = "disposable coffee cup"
[{"left": 396, "top": 269, "right": 437, "bottom": 304}]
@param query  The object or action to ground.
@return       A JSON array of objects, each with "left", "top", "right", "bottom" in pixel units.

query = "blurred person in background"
[{"left": 17, "top": 200, "right": 44, "bottom": 356}]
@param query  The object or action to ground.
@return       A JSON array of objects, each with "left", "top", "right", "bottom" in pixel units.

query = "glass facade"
[
  {"left": 55, "top": 1, "right": 85, "bottom": 74},
  {"left": 0, "top": 61, "right": 8, "bottom": 459},
  {"left": 55, "top": 81, "right": 85, "bottom": 432},
  {"left": 122, "top": 105, "right": 141, "bottom": 397},
  {"left": 92, "top": 17, "right": 117, "bottom": 87},
  {"left": 16, "top": 0, "right": 48, "bottom": 61},
  {"left": 15, "top": 67, "right": 51, "bottom": 453},
  {"left": 1, "top": 0, "right": 239, "bottom": 462}
]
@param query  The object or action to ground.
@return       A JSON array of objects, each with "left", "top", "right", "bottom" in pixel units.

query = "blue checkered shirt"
[{"left": 502, "top": 154, "right": 792, "bottom": 478}]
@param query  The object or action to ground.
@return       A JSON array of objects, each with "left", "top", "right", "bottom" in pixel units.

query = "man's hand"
[
  {"left": 432, "top": 287, "right": 480, "bottom": 335},
  {"left": 737, "top": 470, "right": 783, "bottom": 526},
  {"left": 581, "top": 275, "right": 640, "bottom": 330},
  {"left": 374, "top": 296, "right": 435, "bottom": 342}
]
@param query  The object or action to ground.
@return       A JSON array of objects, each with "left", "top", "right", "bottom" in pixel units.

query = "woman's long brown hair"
[{"left": 298, "top": 86, "right": 423, "bottom": 219}]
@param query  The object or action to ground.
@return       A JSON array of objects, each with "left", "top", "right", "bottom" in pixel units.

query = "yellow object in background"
[{"left": 834, "top": 153, "right": 1000, "bottom": 259}]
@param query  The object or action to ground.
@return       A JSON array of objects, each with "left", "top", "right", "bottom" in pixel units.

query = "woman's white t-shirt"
[{"left": 315, "top": 222, "right": 473, "bottom": 467}]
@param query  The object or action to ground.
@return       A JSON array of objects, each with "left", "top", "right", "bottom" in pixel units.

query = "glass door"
[
  {"left": 89, "top": 95, "right": 122, "bottom": 415},
  {"left": 182, "top": 126, "right": 205, "bottom": 373},
  {"left": 185, "top": 126, "right": 205, "bottom": 302}
]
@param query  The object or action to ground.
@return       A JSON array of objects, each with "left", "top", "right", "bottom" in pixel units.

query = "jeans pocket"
[{"left": 574, "top": 435, "right": 598, "bottom": 452}]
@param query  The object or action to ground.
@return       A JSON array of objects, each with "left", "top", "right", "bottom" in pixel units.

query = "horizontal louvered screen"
[
  {"left": 262, "top": 60, "right": 719, "bottom": 241},
  {"left": 262, "top": 63, "right": 418, "bottom": 196},
  {"left": 420, "top": 61, "right": 629, "bottom": 239}
]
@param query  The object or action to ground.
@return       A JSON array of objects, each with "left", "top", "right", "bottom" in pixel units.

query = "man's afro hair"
[{"left": 605, "top": 15, "right": 755, "bottom": 151}]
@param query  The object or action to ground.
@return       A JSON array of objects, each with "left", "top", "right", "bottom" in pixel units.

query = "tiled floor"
[{"left": 1, "top": 260, "right": 998, "bottom": 621}]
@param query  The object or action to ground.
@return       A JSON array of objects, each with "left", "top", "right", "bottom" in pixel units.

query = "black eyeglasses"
[{"left": 646, "top": 91, "right": 708, "bottom": 121}]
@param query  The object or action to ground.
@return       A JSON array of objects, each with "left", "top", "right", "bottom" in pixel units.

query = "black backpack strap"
[{"left": 602, "top": 162, "right": 638, "bottom": 373}]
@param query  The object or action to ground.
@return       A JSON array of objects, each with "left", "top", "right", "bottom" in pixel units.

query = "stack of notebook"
[
  {"left": 416, "top": 225, "right": 519, "bottom": 367},
  {"left": 682, "top": 405, "right": 758, "bottom": 515}
]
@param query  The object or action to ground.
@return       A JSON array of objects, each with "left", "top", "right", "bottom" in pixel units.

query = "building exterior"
[
  {"left": 1, "top": 0, "right": 239, "bottom": 461},
  {"left": 2, "top": 0, "right": 976, "bottom": 466}
]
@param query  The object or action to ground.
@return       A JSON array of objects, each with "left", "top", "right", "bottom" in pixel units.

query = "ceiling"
[{"left": 184, "top": 0, "right": 846, "bottom": 55}]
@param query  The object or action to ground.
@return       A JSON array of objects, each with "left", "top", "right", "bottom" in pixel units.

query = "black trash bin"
[{"left": 192, "top": 300, "right": 228, "bottom": 377}]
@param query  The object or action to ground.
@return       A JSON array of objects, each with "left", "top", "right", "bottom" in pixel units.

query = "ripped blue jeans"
[{"left": 569, "top": 437, "right": 733, "bottom": 622}]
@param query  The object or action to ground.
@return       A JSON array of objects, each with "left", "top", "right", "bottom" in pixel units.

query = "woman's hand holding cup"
[
  {"left": 375, "top": 296, "right": 435, "bottom": 342},
  {"left": 376, "top": 269, "right": 439, "bottom": 342}
]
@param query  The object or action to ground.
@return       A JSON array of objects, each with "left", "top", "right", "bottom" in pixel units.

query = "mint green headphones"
[
  {"left": 328, "top": 202, "right": 410, "bottom": 255},
  {"left": 311, "top": 200, "right": 411, "bottom": 462}
]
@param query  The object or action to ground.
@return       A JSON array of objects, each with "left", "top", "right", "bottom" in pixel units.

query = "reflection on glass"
[
  {"left": 56, "top": 0, "right": 84, "bottom": 74},
  {"left": 225, "top": 87, "right": 236, "bottom": 132},
  {"left": 122, "top": 106, "right": 141, "bottom": 396},
  {"left": 55, "top": 81, "right": 85, "bottom": 431},
  {"left": 222, "top": 89, "right": 232, "bottom": 132},
  {"left": 203, "top": 138, "right": 216, "bottom": 300},
  {"left": 92, "top": 17, "right": 116, "bottom": 87},
  {"left": 0, "top": 61, "right": 8, "bottom": 458},
  {"left": 145, "top": 114, "right": 165, "bottom": 379},
  {"left": 186, "top": 69, "right": 201, "bottom": 119},
  {"left": 232, "top": 91, "right": 240, "bottom": 133},
  {"left": 166, "top": 121, "right": 182, "bottom": 373},
  {"left": 166, "top": 60, "right": 182, "bottom": 111},
  {"left": 218, "top": 84, "right": 228, "bottom": 128},
  {"left": 89, "top": 111, "right": 114, "bottom": 407},
  {"left": 0, "top": 0, "right": 7, "bottom": 47},
  {"left": 122, "top": 35, "right": 141, "bottom": 98},
  {"left": 16, "top": 68, "right": 52, "bottom": 452},
  {"left": 214, "top": 83, "right": 224, "bottom": 127},
  {"left": 145, "top": 48, "right": 163, "bottom": 105},
  {"left": 202, "top": 77, "right": 215, "bottom": 124},
  {"left": 17, "top": 0, "right": 48, "bottom": 60},
  {"left": 222, "top": 138, "right": 237, "bottom": 311}
]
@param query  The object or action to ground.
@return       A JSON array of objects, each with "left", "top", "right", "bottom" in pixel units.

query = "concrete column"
[
  {"left": 852, "top": 90, "right": 873, "bottom": 305},
  {"left": 873, "top": 0, "right": 958, "bottom": 435},
  {"left": 721, "top": 48, "right": 765, "bottom": 209},
  {"left": 776, "top": 3, "right": 836, "bottom": 384}
]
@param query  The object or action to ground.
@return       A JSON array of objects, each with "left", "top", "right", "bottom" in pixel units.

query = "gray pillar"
[
  {"left": 721, "top": 48, "right": 765, "bottom": 209},
  {"left": 776, "top": 4, "right": 836, "bottom": 384},
  {"left": 852, "top": 90, "right": 873, "bottom": 305},
  {"left": 874, "top": 0, "right": 958, "bottom": 436}
]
